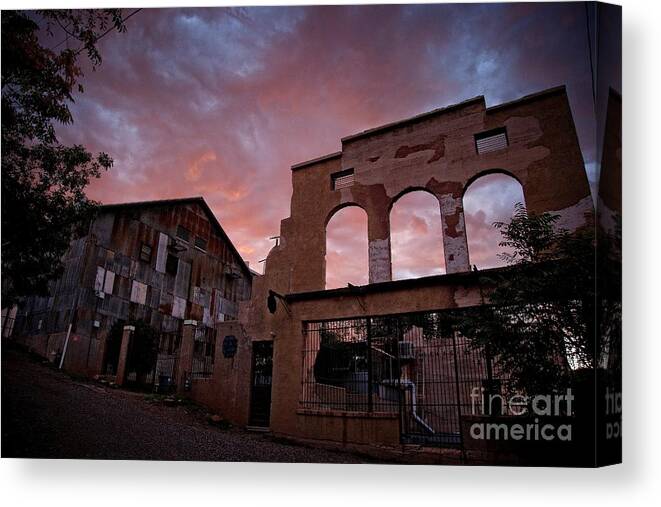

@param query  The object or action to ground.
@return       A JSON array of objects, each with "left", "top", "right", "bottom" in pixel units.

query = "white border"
[{"left": 1, "top": 1, "right": 660, "bottom": 506}]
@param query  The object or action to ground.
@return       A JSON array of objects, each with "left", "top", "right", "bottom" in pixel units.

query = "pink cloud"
[{"left": 49, "top": 4, "right": 596, "bottom": 280}]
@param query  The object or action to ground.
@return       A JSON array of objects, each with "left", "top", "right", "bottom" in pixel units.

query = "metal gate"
[
  {"left": 301, "top": 311, "right": 507, "bottom": 447},
  {"left": 152, "top": 330, "right": 181, "bottom": 393},
  {"left": 191, "top": 327, "right": 215, "bottom": 379}
]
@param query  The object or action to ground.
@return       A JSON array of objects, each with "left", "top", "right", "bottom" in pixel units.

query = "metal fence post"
[
  {"left": 366, "top": 317, "right": 373, "bottom": 413},
  {"left": 451, "top": 330, "right": 464, "bottom": 452}
]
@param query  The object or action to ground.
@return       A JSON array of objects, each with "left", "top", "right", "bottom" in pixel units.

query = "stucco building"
[{"left": 203, "top": 85, "right": 594, "bottom": 456}]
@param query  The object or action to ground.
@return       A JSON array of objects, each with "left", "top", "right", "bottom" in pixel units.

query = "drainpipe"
[
  {"left": 59, "top": 323, "right": 73, "bottom": 369},
  {"left": 375, "top": 344, "right": 435, "bottom": 434},
  {"left": 401, "top": 379, "right": 435, "bottom": 434}
]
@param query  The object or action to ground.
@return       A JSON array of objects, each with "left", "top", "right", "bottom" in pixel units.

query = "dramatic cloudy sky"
[{"left": 50, "top": 3, "right": 603, "bottom": 288}]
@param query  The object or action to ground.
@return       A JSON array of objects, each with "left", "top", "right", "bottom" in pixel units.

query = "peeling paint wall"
[
  {"left": 220, "top": 87, "right": 596, "bottom": 444},
  {"left": 368, "top": 238, "right": 391, "bottom": 283},
  {"left": 438, "top": 193, "right": 470, "bottom": 272},
  {"left": 262, "top": 86, "right": 592, "bottom": 296}
]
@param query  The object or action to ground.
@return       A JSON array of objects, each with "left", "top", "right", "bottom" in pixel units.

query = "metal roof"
[{"left": 98, "top": 196, "right": 252, "bottom": 277}]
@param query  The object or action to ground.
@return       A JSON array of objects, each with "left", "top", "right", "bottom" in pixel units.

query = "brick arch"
[
  {"left": 462, "top": 170, "right": 526, "bottom": 270},
  {"left": 387, "top": 186, "right": 440, "bottom": 214},
  {"left": 389, "top": 189, "right": 446, "bottom": 280},
  {"left": 462, "top": 168, "right": 525, "bottom": 200},
  {"left": 324, "top": 201, "right": 368, "bottom": 228},
  {"left": 325, "top": 204, "right": 369, "bottom": 289}
]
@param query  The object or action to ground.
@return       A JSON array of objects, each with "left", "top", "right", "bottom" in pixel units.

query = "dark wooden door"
[{"left": 249, "top": 341, "right": 273, "bottom": 427}]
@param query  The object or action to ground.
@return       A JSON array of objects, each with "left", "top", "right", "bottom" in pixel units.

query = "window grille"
[
  {"left": 154, "top": 330, "right": 181, "bottom": 393},
  {"left": 191, "top": 326, "right": 215, "bottom": 379},
  {"left": 475, "top": 127, "right": 508, "bottom": 154},
  {"left": 301, "top": 310, "right": 512, "bottom": 447}
]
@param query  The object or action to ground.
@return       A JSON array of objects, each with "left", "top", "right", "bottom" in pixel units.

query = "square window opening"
[
  {"left": 176, "top": 225, "right": 191, "bottom": 243},
  {"left": 474, "top": 127, "right": 508, "bottom": 154},
  {"left": 331, "top": 169, "right": 355, "bottom": 191},
  {"left": 194, "top": 236, "right": 207, "bottom": 252}
]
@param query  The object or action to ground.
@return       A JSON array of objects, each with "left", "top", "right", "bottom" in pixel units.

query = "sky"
[{"left": 50, "top": 3, "right": 602, "bottom": 287}]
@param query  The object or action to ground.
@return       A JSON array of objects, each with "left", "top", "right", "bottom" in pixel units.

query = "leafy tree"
[
  {"left": 457, "top": 203, "right": 596, "bottom": 395},
  {"left": 1, "top": 10, "right": 130, "bottom": 307}
]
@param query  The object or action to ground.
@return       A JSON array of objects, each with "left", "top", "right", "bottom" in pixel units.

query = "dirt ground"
[{"left": 1, "top": 344, "right": 372, "bottom": 463}]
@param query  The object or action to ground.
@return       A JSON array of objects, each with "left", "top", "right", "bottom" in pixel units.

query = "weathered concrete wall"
[
  {"left": 227, "top": 86, "right": 594, "bottom": 451},
  {"left": 266, "top": 86, "right": 592, "bottom": 293},
  {"left": 189, "top": 321, "right": 253, "bottom": 426},
  {"left": 225, "top": 264, "right": 491, "bottom": 447}
]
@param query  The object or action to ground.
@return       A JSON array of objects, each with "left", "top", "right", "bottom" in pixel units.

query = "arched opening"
[
  {"left": 325, "top": 206, "right": 368, "bottom": 289},
  {"left": 390, "top": 191, "right": 445, "bottom": 280},
  {"left": 463, "top": 172, "right": 526, "bottom": 269}
]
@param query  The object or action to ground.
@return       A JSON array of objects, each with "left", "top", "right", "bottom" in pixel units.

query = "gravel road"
[{"left": 1, "top": 345, "right": 370, "bottom": 463}]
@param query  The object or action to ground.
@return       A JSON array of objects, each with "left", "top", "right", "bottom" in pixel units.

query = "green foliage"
[
  {"left": 457, "top": 203, "right": 597, "bottom": 394},
  {"left": 1, "top": 10, "right": 128, "bottom": 307}
]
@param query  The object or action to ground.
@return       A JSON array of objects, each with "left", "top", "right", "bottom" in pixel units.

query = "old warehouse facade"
[{"left": 11, "top": 197, "right": 253, "bottom": 382}]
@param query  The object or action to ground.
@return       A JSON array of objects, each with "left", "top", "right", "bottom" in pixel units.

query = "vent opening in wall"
[
  {"left": 474, "top": 127, "right": 508, "bottom": 154},
  {"left": 331, "top": 169, "right": 354, "bottom": 190}
]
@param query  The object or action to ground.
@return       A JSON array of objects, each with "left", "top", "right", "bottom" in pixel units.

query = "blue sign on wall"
[{"left": 222, "top": 335, "right": 238, "bottom": 358}]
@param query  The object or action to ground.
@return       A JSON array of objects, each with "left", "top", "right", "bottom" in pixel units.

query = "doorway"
[{"left": 249, "top": 341, "right": 273, "bottom": 427}]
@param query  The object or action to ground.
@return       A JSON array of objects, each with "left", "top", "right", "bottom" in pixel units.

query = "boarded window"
[
  {"left": 94, "top": 266, "right": 106, "bottom": 292},
  {"left": 194, "top": 236, "right": 207, "bottom": 251},
  {"left": 140, "top": 243, "right": 152, "bottom": 262},
  {"left": 155, "top": 233, "right": 169, "bottom": 273},
  {"left": 176, "top": 225, "right": 190, "bottom": 242},
  {"left": 130, "top": 280, "right": 148, "bottom": 305},
  {"left": 174, "top": 259, "right": 191, "bottom": 298},
  {"left": 103, "top": 270, "right": 115, "bottom": 295},
  {"left": 165, "top": 254, "right": 178, "bottom": 276},
  {"left": 172, "top": 296, "right": 186, "bottom": 319},
  {"left": 94, "top": 267, "right": 115, "bottom": 296},
  {"left": 474, "top": 127, "right": 508, "bottom": 154},
  {"left": 331, "top": 169, "right": 355, "bottom": 190}
]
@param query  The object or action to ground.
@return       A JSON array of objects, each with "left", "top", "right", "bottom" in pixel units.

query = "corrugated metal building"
[{"left": 11, "top": 197, "right": 253, "bottom": 377}]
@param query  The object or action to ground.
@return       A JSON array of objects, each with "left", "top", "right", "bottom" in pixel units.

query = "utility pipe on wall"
[{"left": 59, "top": 323, "right": 73, "bottom": 369}]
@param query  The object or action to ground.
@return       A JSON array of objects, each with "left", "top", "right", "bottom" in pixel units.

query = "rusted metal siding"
[{"left": 13, "top": 200, "right": 253, "bottom": 375}]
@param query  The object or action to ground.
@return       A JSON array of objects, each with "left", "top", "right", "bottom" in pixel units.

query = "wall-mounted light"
[{"left": 267, "top": 290, "right": 290, "bottom": 315}]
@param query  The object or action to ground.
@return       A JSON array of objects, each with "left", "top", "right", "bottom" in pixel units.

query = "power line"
[{"left": 585, "top": 1, "right": 597, "bottom": 109}]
